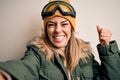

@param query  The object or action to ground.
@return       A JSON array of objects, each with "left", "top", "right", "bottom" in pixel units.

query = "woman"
[{"left": 0, "top": 0, "right": 120, "bottom": 80}]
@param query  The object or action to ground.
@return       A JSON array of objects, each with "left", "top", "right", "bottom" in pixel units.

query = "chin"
[{"left": 53, "top": 43, "right": 66, "bottom": 48}]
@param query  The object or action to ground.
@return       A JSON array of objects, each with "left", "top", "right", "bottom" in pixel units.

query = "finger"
[
  {"left": 96, "top": 25, "right": 101, "bottom": 35},
  {"left": 100, "top": 29, "right": 112, "bottom": 37}
]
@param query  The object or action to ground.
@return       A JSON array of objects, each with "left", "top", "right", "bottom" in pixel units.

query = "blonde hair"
[{"left": 30, "top": 29, "right": 92, "bottom": 72}]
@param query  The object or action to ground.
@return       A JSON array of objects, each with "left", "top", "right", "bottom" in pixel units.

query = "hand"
[
  {"left": 0, "top": 73, "right": 4, "bottom": 80},
  {"left": 0, "top": 69, "right": 12, "bottom": 80},
  {"left": 97, "top": 25, "right": 112, "bottom": 46}
]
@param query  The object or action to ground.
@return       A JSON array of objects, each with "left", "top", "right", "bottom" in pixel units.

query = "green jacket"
[{"left": 0, "top": 41, "right": 120, "bottom": 80}]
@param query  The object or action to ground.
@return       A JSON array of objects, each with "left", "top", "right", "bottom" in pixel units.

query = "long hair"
[{"left": 30, "top": 28, "right": 92, "bottom": 73}]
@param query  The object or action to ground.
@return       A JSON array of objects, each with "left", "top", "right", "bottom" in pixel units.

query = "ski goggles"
[{"left": 41, "top": 1, "right": 76, "bottom": 19}]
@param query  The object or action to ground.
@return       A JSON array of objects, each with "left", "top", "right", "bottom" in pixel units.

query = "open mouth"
[{"left": 53, "top": 35, "right": 65, "bottom": 42}]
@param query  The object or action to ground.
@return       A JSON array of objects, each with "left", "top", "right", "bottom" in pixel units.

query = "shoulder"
[
  {"left": 26, "top": 44, "right": 44, "bottom": 56},
  {"left": 77, "top": 38, "right": 94, "bottom": 63}
]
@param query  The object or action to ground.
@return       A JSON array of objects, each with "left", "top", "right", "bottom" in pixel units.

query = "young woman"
[{"left": 0, "top": 0, "right": 120, "bottom": 80}]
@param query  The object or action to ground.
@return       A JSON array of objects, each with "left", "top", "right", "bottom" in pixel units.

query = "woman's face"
[{"left": 46, "top": 16, "right": 72, "bottom": 48}]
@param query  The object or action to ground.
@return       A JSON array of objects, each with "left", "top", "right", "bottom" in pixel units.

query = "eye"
[
  {"left": 47, "top": 22, "right": 56, "bottom": 28},
  {"left": 61, "top": 22, "right": 69, "bottom": 27}
]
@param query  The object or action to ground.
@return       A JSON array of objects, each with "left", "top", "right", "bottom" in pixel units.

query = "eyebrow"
[
  {"left": 47, "top": 20, "right": 69, "bottom": 24},
  {"left": 61, "top": 20, "right": 69, "bottom": 23},
  {"left": 47, "top": 21, "right": 55, "bottom": 24}
]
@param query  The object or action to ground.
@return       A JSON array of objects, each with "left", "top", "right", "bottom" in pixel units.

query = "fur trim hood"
[{"left": 29, "top": 36, "right": 93, "bottom": 62}]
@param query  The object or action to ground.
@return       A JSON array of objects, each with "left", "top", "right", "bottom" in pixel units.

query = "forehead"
[{"left": 48, "top": 16, "right": 68, "bottom": 22}]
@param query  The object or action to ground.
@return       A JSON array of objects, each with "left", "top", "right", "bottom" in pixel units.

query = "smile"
[{"left": 53, "top": 35, "right": 65, "bottom": 42}]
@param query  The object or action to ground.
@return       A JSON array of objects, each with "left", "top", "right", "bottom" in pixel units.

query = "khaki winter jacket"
[{"left": 0, "top": 40, "right": 120, "bottom": 80}]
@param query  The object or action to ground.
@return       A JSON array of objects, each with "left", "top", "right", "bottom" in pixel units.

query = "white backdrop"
[{"left": 0, "top": 0, "right": 120, "bottom": 62}]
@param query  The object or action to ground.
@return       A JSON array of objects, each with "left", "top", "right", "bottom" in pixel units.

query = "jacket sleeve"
[
  {"left": 0, "top": 45, "right": 40, "bottom": 80},
  {"left": 93, "top": 40, "right": 120, "bottom": 80}
]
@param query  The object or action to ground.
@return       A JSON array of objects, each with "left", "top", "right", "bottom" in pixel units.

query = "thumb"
[{"left": 96, "top": 25, "right": 101, "bottom": 35}]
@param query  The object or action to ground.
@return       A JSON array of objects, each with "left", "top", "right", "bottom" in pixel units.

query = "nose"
[{"left": 54, "top": 24, "right": 62, "bottom": 33}]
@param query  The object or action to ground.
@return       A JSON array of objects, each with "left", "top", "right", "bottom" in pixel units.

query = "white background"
[{"left": 0, "top": 0, "right": 120, "bottom": 62}]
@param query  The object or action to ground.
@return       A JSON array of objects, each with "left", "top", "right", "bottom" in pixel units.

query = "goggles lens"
[{"left": 41, "top": 1, "right": 76, "bottom": 19}]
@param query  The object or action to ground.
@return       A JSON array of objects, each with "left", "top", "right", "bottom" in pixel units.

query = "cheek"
[
  {"left": 67, "top": 30, "right": 71, "bottom": 39},
  {"left": 46, "top": 28, "right": 53, "bottom": 39},
  {"left": 66, "top": 27, "right": 72, "bottom": 37}
]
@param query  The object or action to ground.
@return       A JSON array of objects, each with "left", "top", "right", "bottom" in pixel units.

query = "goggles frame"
[{"left": 41, "top": 1, "right": 76, "bottom": 19}]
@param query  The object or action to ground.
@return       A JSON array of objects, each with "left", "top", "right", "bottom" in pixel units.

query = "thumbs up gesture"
[{"left": 97, "top": 25, "right": 112, "bottom": 46}]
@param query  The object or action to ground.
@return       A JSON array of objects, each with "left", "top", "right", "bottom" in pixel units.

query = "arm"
[
  {"left": 94, "top": 26, "right": 120, "bottom": 80},
  {"left": 0, "top": 45, "right": 40, "bottom": 80},
  {"left": 97, "top": 40, "right": 120, "bottom": 80}
]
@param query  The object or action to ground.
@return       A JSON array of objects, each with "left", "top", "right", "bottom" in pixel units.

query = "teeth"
[
  {"left": 54, "top": 36, "right": 64, "bottom": 39},
  {"left": 53, "top": 35, "right": 65, "bottom": 42}
]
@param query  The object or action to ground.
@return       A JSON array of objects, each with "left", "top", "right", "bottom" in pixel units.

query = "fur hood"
[{"left": 29, "top": 36, "right": 93, "bottom": 62}]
